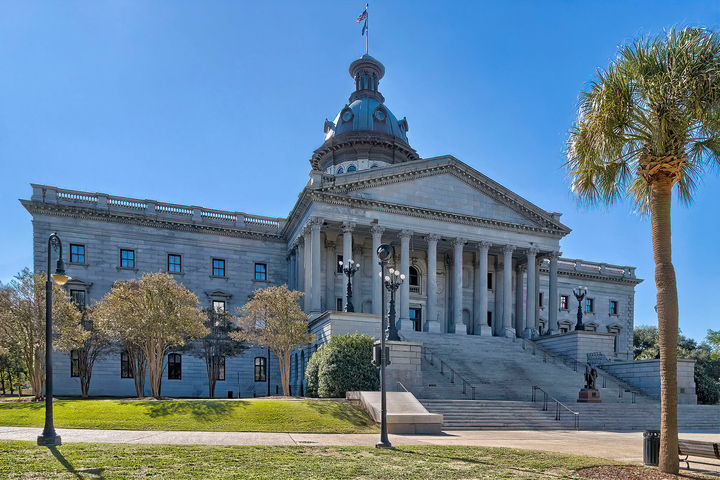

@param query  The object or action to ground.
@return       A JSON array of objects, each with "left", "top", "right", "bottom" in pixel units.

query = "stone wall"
[
  {"left": 535, "top": 330, "right": 620, "bottom": 363},
  {"left": 599, "top": 359, "right": 697, "bottom": 404}
]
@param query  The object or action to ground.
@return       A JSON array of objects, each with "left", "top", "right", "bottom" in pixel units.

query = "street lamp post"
[
  {"left": 339, "top": 259, "right": 359, "bottom": 312},
  {"left": 573, "top": 286, "right": 588, "bottom": 331},
  {"left": 37, "top": 232, "right": 70, "bottom": 447},
  {"left": 383, "top": 267, "right": 404, "bottom": 342},
  {"left": 375, "top": 244, "right": 395, "bottom": 449}
]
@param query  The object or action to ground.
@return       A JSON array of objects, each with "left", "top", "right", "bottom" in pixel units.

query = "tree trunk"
[
  {"left": 651, "top": 178, "right": 680, "bottom": 474},
  {"left": 79, "top": 348, "right": 90, "bottom": 398}
]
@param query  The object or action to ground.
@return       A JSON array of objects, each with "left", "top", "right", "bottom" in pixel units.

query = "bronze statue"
[{"left": 584, "top": 365, "right": 598, "bottom": 390}]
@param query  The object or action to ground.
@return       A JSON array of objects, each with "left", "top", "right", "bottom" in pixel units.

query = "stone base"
[
  {"left": 37, "top": 434, "right": 62, "bottom": 447},
  {"left": 427, "top": 321, "right": 442, "bottom": 333},
  {"left": 522, "top": 328, "right": 534, "bottom": 339},
  {"left": 476, "top": 325, "right": 492, "bottom": 336},
  {"left": 453, "top": 324, "right": 469, "bottom": 335},
  {"left": 378, "top": 340, "right": 422, "bottom": 393},
  {"left": 502, "top": 327, "right": 516, "bottom": 338},
  {"left": 577, "top": 388, "right": 601, "bottom": 403}
]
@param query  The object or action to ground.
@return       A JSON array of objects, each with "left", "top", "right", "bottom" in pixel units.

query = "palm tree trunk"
[{"left": 651, "top": 178, "right": 679, "bottom": 474}]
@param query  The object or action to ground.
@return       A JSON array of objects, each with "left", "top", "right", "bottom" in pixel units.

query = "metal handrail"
[
  {"left": 515, "top": 336, "right": 641, "bottom": 404},
  {"left": 397, "top": 381, "right": 409, "bottom": 392},
  {"left": 531, "top": 385, "right": 580, "bottom": 430},
  {"left": 422, "top": 345, "right": 477, "bottom": 400}
]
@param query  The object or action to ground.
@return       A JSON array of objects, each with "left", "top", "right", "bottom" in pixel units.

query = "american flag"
[{"left": 356, "top": 5, "right": 368, "bottom": 23}]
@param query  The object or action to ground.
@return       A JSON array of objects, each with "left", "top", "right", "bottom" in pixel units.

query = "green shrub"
[
  {"left": 317, "top": 333, "right": 379, "bottom": 398},
  {"left": 304, "top": 346, "right": 327, "bottom": 398}
]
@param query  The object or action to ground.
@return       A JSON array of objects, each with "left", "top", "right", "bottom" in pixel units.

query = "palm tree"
[{"left": 567, "top": 27, "right": 720, "bottom": 474}]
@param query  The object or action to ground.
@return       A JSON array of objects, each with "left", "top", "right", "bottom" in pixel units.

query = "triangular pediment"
[{"left": 316, "top": 156, "right": 569, "bottom": 234}]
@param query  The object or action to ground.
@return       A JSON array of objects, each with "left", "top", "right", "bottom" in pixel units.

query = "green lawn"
[
  {"left": 0, "top": 399, "right": 377, "bottom": 433},
  {"left": 0, "top": 441, "right": 617, "bottom": 479}
]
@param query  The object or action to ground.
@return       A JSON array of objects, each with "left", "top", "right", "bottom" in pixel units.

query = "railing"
[
  {"left": 422, "top": 346, "right": 477, "bottom": 400},
  {"left": 532, "top": 385, "right": 580, "bottom": 430},
  {"left": 515, "top": 336, "right": 640, "bottom": 404},
  {"left": 397, "top": 381, "right": 410, "bottom": 392}
]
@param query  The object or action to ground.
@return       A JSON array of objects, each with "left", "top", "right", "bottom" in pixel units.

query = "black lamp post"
[
  {"left": 37, "top": 232, "right": 70, "bottom": 447},
  {"left": 375, "top": 244, "right": 394, "bottom": 449},
  {"left": 339, "top": 259, "right": 359, "bottom": 312},
  {"left": 573, "top": 286, "right": 588, "bottom": 331},
  {"left": 383, "top": 267, "right": 404, "bottom": 342}
]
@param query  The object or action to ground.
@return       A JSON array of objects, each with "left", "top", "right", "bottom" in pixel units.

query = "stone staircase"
[
  {"left": 402, "top": 330, "right": 651, "bottom": 404},
  {"left": 563, "top": 404, "right": 720, "bottom": 431},
  {"left": 420, "top": 399, "right": 564, "bottom": 430}
]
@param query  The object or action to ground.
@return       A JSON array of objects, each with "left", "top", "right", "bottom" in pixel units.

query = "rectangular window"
[
  {"left": 121, "top": 351, "right": 133, "bottom": 378},
  {"left": 336, "top": 255, "right": 343, "bottom": 274},
  {"left": 215, "top": 356, "right": 225, "bottom": 381},
  {"left": 70, "top": 244, "right": 85, "bottom": 264},
  {"left": 538, "top": 292, "right": 544, "bottom": 308},
  {"left": 336, "top": 298, "right": 343, "bottom": 311},
  {"left": 254, "top": 357, "right": 267, "bottom": 382},
  {"left": 70, "top": 350, "right": 80, "bottom": 377},
  {"left": 254, "top": 263, "right": 267, "bottom": 281},
  {"left": 212, "top": 300, "right": 226, "bottom": 313},
  {"left": 609, "top": 300, "right": 618, "bottom": 315},
  {"left": 212, "top": 258, "right": 226, "bottom": 277},
  {"left": 487, "top": 272, "right": 493, "bottom": 290},
  {"left": 168, "top": 353, "right": 182, "bottom": 380},
  {"left": 585, "top": 298, "right": 595, "bottom": 313},
  {"left": 70, "top": 290, "right": 86, "bottom": 311},
  {"left": 120, "top": 249, "right": 135, "bottom": 268},
  {"left": 168, "top": 254, "right": 182, "bottom": 273},
  {"left": 560, "top": 295, "right": 569, "bottom": 310},
  {"left": 409, "top": 307, "right": 422, "bottom": 332}
]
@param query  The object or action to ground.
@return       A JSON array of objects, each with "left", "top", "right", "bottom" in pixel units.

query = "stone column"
[
  {"left": 476, "top": 241, "right": 491, "bottom": 335},
  {"left": 342, "top": 222, "right": 354, "bottom": 264},
  {"left": 297, "top": 238, "right": 305, "bottom": 307},
  {"left": 399, "top": 230, "right": 412, "bottom": 331},
  {"left": 502, "top": 245, "right": 515, "bottom": 337},
  {"left": 303, "top": 228, "right": 312, "bottom": 313},
  {"left": 515, "top": 263, "right": 524, "bottom": 336},
  {"left": 325, "top": 240, "right": 336, "bottom": 311},
  {"left": 426, "top": 234, "right": 440, "bottom": 333},
  {"left": 310, "top": 219, "right": 322, "bottom": 313},
  {"left": 452, "top": 238, "right": 467, "bottom": 334},
  {"left": 535, "top": 259, "right": 541, "bottom": 333},
  {"left": 548, "top": 251, "right": 559, "bottom": 334},
  {"left": 371, "top": 226, "right": 384, "bottom": 315},
  {"left": 524, "top": 248, "right": 538, "bottom": 338}
]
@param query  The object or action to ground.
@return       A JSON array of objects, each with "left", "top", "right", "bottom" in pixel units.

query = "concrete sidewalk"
[{"left": 2, "top": 426, "right": 719, "bottom": 466}]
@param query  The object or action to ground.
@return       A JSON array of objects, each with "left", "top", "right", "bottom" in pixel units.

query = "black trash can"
[{"left": 643, "top": 430, "right": 660, "bottom": 466}]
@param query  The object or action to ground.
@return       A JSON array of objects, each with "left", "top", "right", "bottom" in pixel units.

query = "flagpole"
[{"left": 366, "top": 2, "right": 369, "bottom": 55}]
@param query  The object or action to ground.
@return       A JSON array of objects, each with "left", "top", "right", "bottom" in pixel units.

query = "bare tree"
[
  {"left": 95, "top": 273, "right": 208, "bottom": 398},
  {"left": 234, "top": 285, "right": 314, "bottom": 396}
]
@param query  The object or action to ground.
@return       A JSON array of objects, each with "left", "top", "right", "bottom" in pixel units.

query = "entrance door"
[{"left": 409, "top": 307, "right": 422, "bottom": 332}]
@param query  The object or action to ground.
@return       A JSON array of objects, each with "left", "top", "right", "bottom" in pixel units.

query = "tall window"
[
  {"left": 212, "top": 258, "right": 226, "bottom": 277},
  {"left": 585, "top": 298, "right": 595, "bottom": 313},
  {"left": 487, "top": 311, "right": 492, "bottom": 327},
  {"left": 409, "top": 307, "right": 422, "bottom": 332},
  {"left": 538, "top": 292, "right": 544, "bottom": 308},
  {"left": 70, "top": 350, "right": 80, "bottom": 377},
  {"left": 120, "top": 351, "right": 133, "bottom": 378},
  {"left": 168, "top": 353, "right": 182, "bottom": 380},
  {"left": 254, "top": 357, "right": 266, "bottom": 382},
  {"left": 609, "top": 300, "right": 619, "bottom": 315},
  {"left": 336, "top": 255, "right": 343, "bottom": 273},
  {"left": 70, "top": 244, "right": 85, "bottom": 264},
  {"left": 409, "top": 266, "right": 420, "bottom": 287},
  {"left": 254, "top": 263, "right": 267, "bottom": 281},
  {"left": 120, "top": 249, "right": 135, "bottom": 268},
  {"left": 168, "top": 254, "right": 182, "bottom": 273},
  {"left": 70, "top": 290, "right": 86, "bottom": 311},
  {"left": 487, "top": 272, "right": 493, "bottom": 290},
  {"left": 215, "top": 356, "right": 225, "bottom": 381},
  {"left": 560, "top": 295, "right": 569, "bottom": 310},
  {"left": 212, "top": 300, "right": 226, "bottom": 313},
  {"left": 336, "top": 298, "right": 343, "bottom": 311}
]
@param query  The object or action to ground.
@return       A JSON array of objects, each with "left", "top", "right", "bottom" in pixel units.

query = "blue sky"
[{"left": 1, "top": 1, "right": 718, "bottom": 341}]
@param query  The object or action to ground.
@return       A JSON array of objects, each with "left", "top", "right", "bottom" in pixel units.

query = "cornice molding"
[{"left": 539, "top": 264, "right": 643, "bottom": 286}]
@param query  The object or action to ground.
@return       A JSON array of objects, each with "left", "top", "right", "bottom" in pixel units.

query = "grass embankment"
[
  {"left": 1, "top": 442, "right": 617, "bottom": 479},
  {"left": 0, "top": 399, "right": 377, "bottom": 433}
]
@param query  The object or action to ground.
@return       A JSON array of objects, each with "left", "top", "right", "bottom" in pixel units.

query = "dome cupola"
[{"left": 311, "top": 55, "right": 419, "bottom": 173}]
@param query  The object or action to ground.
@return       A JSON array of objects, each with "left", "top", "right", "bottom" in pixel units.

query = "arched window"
[
  {"left": 254, "top": 357, "right": 266, "bottom": 382},
  {"left": 168, "top": 353, "right": 182, "bottom": 380},
  {"left": 293, "top": 353, "right": 298, "bottom": 383},
  {"left": 337, "top": 167, "right": 344, "bottom": 174},
  {"left": 347, "top": 165, "right": 357, "bottom": 172},
  {"left": 409, "top": 266, "right": 420, "bottom": 286},
  {"left": 370, "top": 164, "right": 378, "bottom": 168}
]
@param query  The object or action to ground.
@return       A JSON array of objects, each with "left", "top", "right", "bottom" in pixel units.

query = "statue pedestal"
[{"left": 577, "top": 388, "right": 601, "bottom": 403}]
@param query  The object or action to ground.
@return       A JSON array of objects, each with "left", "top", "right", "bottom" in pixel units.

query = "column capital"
[
  {"left": 325, "top": 240, "right": 336, "bottom": 249},
  {"left": 503, "top": 245, "right": 515, "bottom": 255},
  {"left": 309, "top": 217, "right": 324, "bottom": 231},
  {"left": 341, "top": 221, "right": 355, "bottom": 234},
  {"left": 547, "top": 251, "right": 561, "bottom": 261},
  {"left": 451, "top": 237, "right": 466, "bottom": 248},
  {"left": 478, "top": 240, "right": 491, "bottom": 251},
  {"left": 370, "top": 225, "right": 385, "bottom": 237},
  {"left": 527, "top": 247, "right": 539, "bottom": 256},
  {"left": 426, "top": 233, "right": 440, "bottom": 243},
  {"left": 399, "top": 229, "right": 413, "bottom": 240}
]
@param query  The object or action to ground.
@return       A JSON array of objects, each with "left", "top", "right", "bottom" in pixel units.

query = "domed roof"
[{"left": 311, "top": 55, "right": 418, "bottom": 172}]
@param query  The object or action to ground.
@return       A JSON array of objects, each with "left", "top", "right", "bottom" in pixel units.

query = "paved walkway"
[{"left": 2, "top": 426, "right": 719, "bottom": 467}]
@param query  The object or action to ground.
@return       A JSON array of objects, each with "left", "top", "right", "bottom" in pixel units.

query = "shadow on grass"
[
  {"left": 305, "top": 400, "right": 376, "bottom": 427},
  {"left": 48, "top": 446, "right": 105, "bottom": 479},
  {"left": 0, "top": 401, "right": 45, "bottom": 411},
  {"left": 134, "top": 400, "right": 249, "bottom": 420}
]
